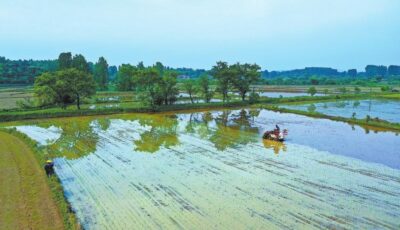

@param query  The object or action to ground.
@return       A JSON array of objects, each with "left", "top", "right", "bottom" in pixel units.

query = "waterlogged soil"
[
  {"left": 5, "top": 109, "right": 400, "bottom": 229},
  {"left": 281, "top": 99, "right": 400, "bottom": 123}
]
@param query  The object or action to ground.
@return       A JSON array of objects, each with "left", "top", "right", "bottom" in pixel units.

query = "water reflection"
[
  {"left": 8, "top": 108, "right": 400, "bottom": 229},
  {"left": 8, "top": 107, "right": 400, "bottom": 168},
  {"left": 183, "top": 109, "right": 260, "bottom": 151},
  {"left": 43, "top": 118, "right": 101, "bottom": 159},
  {"left": 134, "top": 115, "right": 179, "bottom": 153},
  {"left": 262, "top": 139, "right": 287, "bottom": 155}
]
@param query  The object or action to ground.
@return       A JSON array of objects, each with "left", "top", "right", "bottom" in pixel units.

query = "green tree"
[
  {"left": 183, "top": 79, "right": 198, "bottom": 103},
  {"left": 94, "top": 57, "right": 109, "bottom": 90},
  {"left": 34, "top": 72, "right": 64, "bottom": 106},
  {"left": 34, "top": 69, "right": 95, "bottom": 109},
  {"left": 381, "top": 85, "right": 390, "bottom": 92},
  {"left": 159, "top": 71, "right": 179, "bottom": 105},
  {"left": 198, "top": 74, "right": 213, "bottom": 103},
  {"left": 307, "top": 86, "right": 317, "bottom": 96},
  {"left": 57, "top": 69, "right": 96, "bottom": 109},
  {"left": 131, "top": 64, "right": 179, "bottom": 106},
  {"left": 249, "top": 91, "right": 260, "bottom": 104},
  {"left": 58, "top": 52, "right": 72, "bottom": 70},
  {"left": 116, "top": 64, "right": 137, "bottom": 91},
  {"left": 135, "top": 67, "right": 163, "bottom": 107},
  {"left": 71, "top": 54, "right": 89, "bottom": 73},
  {"left": 231, "top": 63, "right": 261, "bottom": 101},
  {"left": 354, "top": 86, "right": 361, "bottom": 94},
  {"left": 211, "top": 61, "right": 232, "bottom": 102}
]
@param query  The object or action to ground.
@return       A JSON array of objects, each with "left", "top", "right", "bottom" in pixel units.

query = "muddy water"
[
  {"left": 281, "top": 99, "right": 400, "bottom": 123},
  {"left": 9, "top": 109, "right": 400, "bottom": 229}
]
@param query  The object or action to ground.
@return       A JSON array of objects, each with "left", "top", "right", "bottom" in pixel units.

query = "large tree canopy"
[
  {"left": 211, "top": 61, "right": 260, "bottom": 101},
  {"left": 34, "top": 68, "right": 95, "bottom": 109},
  {"left": 231, "top": 63, "right": 261, "bottom": 101}
]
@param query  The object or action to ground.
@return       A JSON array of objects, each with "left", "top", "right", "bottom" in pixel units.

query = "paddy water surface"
[{"left": 7, "top": 109, "right": 400, "bottom": 229}]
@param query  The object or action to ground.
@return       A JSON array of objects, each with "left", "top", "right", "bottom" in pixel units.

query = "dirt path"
[{"left": 0, "top": 131, "right": 64, "bottom": 230}]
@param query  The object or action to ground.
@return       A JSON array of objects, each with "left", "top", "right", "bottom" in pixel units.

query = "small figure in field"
[
  {"left": 44, "top": 160, "right": 55, "bottom": 177},
  {"left": 263, "top": 124, "right": 288, "bottom": 142}
]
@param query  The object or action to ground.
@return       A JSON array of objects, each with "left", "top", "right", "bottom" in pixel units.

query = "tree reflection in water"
[
  {"left": 184, "top": 109, "right": 261, "bottom": 151},
  {"left": 45, "top": 118, "right": 102, "bottom": 159},
  {"left": 134, "top": 115, "right": 179, "bottom": 153}
]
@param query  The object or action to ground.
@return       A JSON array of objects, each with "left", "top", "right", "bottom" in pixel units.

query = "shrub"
[{"left": 249, "top": 92, "right": 260, "bottom": 104}]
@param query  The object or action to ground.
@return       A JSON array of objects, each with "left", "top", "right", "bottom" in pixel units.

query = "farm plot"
[{"left": 11, "top": 109, "right": 400, "bottom": 229}]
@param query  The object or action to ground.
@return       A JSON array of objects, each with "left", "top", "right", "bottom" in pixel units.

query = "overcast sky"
[{"left": 0, "top": 0, "right": 399, "bottom": 70}]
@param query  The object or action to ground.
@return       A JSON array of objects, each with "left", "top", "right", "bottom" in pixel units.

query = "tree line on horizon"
[{"left": 1, "top": 54, "right": 399, "bottom": 85}]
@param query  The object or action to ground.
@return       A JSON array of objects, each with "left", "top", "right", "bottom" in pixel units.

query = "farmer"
[
  {"left": 44, "top": 160, "right": 55, "bottom": 177},
  {"left": 272, "top": 125, "right": 280, "bottom": 141}
]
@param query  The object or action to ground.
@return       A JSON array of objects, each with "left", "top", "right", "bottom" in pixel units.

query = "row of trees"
[
  {"left": 3, "top": 53, "right": 400, "bottom": 86},
  {"left": 4, "top": 52, "right": 262, "bottom": 110},
  {"left": 116, "top": 62, "right": 178, "bottom": 106},
  {"left": 115, "top": 61, "right": 261, "bottom": 106},
  {"left": 265, "top": 65, "right": 400, "bottom": 79},
  {"left": 0, "top": 57, "right": 57, "bottom": 84},
  {"left": 264, "top": 74, "right": 400, "bottom": 86},
  {"left": 365, "top": 65, "right": 400, "bottom": 77}
]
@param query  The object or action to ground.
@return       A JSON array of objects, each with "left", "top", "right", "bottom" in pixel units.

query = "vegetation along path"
[{"left": 0, "top": 131, "right": 64, "bottom": 230}]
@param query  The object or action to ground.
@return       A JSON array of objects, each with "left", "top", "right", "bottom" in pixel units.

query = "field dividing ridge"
[{"left": 0, "top": 131, "right": 64, "bottom": 230}]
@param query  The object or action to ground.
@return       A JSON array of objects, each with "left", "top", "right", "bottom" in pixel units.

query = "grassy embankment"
[
  {"left": 0, "top": 128, "right": 81, "bottom": 230},
  {"left": 0, "top": 131, "right": 64, "bottom": 230}
]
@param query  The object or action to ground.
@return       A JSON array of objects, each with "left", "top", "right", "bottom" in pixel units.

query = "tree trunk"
[
  {"left": 76, "top": 94, "right": 80, "bottom": 110},
  {"left": 241, "top": 92, "right": 246, "bottom": 101},
  {"left": 189, "top": 92, "right": 194, "bottom": 104}
]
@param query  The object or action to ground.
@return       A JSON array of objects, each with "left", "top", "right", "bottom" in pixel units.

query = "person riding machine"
[{"left": 263, "top": 125, "right": 288, "bottom": 142}]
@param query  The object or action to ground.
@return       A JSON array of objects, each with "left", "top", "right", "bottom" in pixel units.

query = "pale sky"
[{"left": 0, "top": 0, "right": 399, "bottom": 71}]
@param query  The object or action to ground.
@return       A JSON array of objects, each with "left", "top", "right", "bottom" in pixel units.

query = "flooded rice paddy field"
[
  {"left": 6, "top": 109, "right": 400, "bottom": 229},
  {"left": 281, "top": 99, "right": 400, "bottom": 123},
  {"left": 258, "top": 92, "right": 323, "bottom": 98},
  {"left": 179, "top": 91, "right": 323, "bottom": 100}
]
